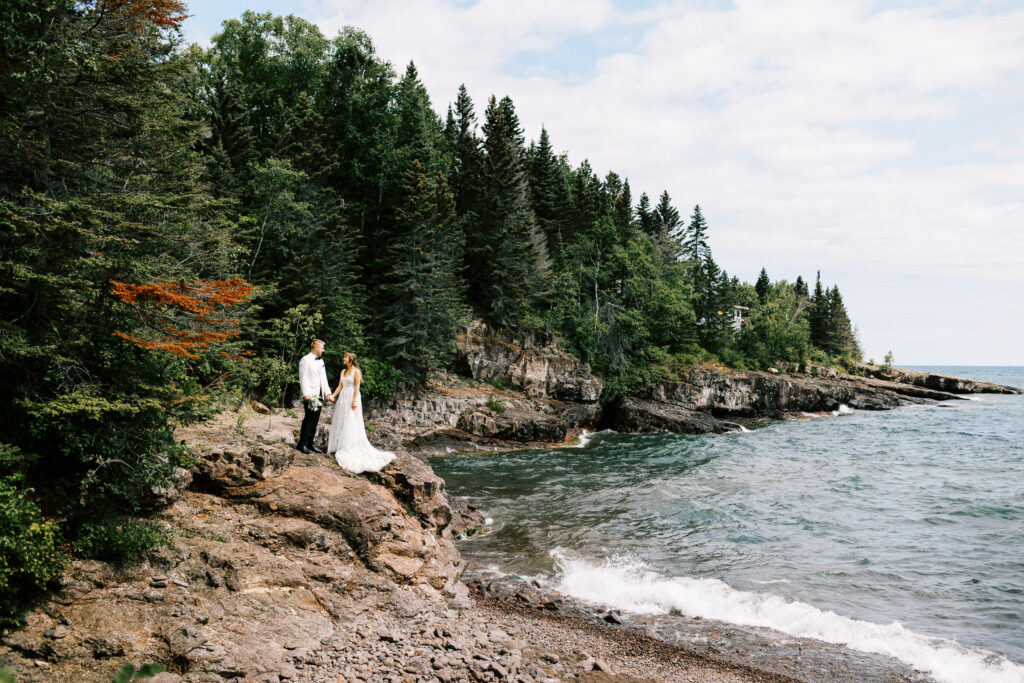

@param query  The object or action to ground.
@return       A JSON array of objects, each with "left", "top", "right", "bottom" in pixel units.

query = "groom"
[{"left": 297, "top": 339, "right": 334, "bottom": 454}]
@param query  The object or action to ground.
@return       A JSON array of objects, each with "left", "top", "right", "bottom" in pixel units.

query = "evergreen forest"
[{"left": 0, "top": 3, "right": 860, "bottom": 624}]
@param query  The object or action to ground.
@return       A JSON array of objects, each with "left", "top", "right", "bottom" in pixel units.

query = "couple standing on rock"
[{"left": 297, "top": 339, "right": 395, "bottom": 473}]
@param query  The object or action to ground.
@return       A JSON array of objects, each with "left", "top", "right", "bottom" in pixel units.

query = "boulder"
[
  {"left": 456, "top": 408, "right": 567, "bottom": 443},
  {"left": 447, "top": 494, "right": 487, "bottom": 538},
  {"left": 602, "top": 396, "right": 730, "bottom": 435},
  {"left": 367, "top": 451, "right": 453, "bottom": 530},
  {"left": 239, "top": 466, "right": 463, "bottom": 593},
  {"left": 193, "top": 442, "right": 294, "bottom": 489}
]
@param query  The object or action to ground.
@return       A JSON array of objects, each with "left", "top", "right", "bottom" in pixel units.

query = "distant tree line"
[{"left": 0, "top": 5, "right": 859, "bottom": 623}]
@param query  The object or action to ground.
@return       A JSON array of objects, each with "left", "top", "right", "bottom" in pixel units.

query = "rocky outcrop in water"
[{"left": 852, "top": 363, "right": 1021, "bottom": 395}]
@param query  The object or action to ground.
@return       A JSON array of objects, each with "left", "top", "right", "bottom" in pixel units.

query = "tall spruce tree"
[
  {"left": 755, "top": 268, "right": 771, "bottom": 304},
  {"left": 636, "top": 193, "right": 658, "bottom": 236},
  {"left": 809, "top": 271, "right": 828, "bottom": 351},
  {"left": 613, "top": 179, "right": 634, "bottom": 233},
  {"left": 468, "top": 95, "right": 550, "bottom": 327},
  {"left": 682, "top": 204, "right": 711, "bottom": 262},
  {"left": 569, "top": 160, "right": 602, "bottom": 243},
  {"left": 794, "top": 275, "right": 808, "bottom": 298},
  {"left": 446, "top": 84, "right": 484, "bottom": 217},
  {"left": 382, "top": 161, "right": 466, "bottom": 385},
  {"left": 824, "top": 285, "right": 858, "bottom": 359},
  {"left": 526, "top": 126, "right": 570, "bottom": 257},
  {"left": 655, "top": 191, "right": 681, "bottom": 235}
]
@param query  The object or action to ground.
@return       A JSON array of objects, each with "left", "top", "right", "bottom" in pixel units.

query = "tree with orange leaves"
[{"left": 111, "top": 279, "right": 255, "bottom": 360}]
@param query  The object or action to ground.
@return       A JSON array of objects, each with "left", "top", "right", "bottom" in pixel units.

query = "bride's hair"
[{"left": 345, "top": 352, "right": 360, "bottom": 369}]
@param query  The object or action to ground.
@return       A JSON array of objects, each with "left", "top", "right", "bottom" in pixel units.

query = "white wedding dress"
[{"left": 327, "top": 372, "right": 395, "bottom": 473}]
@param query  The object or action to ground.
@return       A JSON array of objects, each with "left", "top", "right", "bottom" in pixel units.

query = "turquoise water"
[{"left": 431, "top": 367, "right": 1024, "bottom": 683}]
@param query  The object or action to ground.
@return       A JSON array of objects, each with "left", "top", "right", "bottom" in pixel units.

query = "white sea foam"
[
  {"left": 574, "top": 429, "right": 593, "bottom": 447},
  {"left": 549, "top": 551, "right": 1024, "bottom": 683},
  {"left": 832, "top": 404, "right": 854, "bottom": 416}
]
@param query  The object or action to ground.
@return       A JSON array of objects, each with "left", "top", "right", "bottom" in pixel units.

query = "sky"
[{"left": 181, "top": 0, "right": 1024, "bottom": 365}]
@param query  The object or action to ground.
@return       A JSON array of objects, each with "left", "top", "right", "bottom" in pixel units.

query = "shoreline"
[{"left": 460, "top": 568, "right": 931, "bottom": 683}]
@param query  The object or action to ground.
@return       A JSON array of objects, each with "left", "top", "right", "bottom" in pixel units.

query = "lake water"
[{"left": 431, "top": 367, "right": 1024, "bottom": 683}]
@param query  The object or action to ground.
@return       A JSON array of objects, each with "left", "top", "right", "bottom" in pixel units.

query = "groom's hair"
[{"left": 311, "top": 339, "right": 325, "bottom": 347}]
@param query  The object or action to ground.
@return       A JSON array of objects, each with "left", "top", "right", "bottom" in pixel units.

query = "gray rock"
[
  {"left": 193, "top": 441, "right": 294, "bottom": 489},
  {"left": 452, "top": 320, "right": 603, "bottom": 401}
]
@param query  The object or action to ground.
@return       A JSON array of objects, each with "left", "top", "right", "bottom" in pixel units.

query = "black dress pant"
[{"left": 299, "top": 398, "right": 322, "bottom": 448}]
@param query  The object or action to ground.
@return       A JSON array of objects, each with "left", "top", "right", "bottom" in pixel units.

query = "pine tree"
[
  {"left": 447, "top": 84, "right": 484, "bottom": 217},
  {"left": 694, "top": 254, "right": 730, "bottom": 353},
  {"left": 526, "top": 126, "right": 570, "bottom": 257},
  {"left": 824, "top": 285, "right": 858, "bottom": 359},
  {"left": 682, "top": 204, "right": 711, "bottom": 262},
  {"left": 468, "top": 95, "right": 550, "bottom": 327},
  {"left": 394, "top": 61, "right": 442, "bottom": 176},
  {"left": 498, "top": 95, "right": 527, "bottom": 159},
  {"left": 613, "top": 179, "right": 634, "bottom": 233},
  {"left": 204, "top": 72, "right": 255, "bottom": 198},
  {"left": 809, "top": 271, "right": 828, "bottom": 351},
  {"left": 794, "top": 275, "right": 808, "bottom": 298},
  {"left": 755, "top": 268, "right": 770, "bottom": 304},
  {"left": 382, "top": 161, "right": 466, "bottom": 385},
  {"left": 636, "top": 193, "right": 658, "bottom": 236},
  {"left": 655, "top": 191, "right": 681, "bottom": 235},
  {"left": 569, "top": 160, "right": 601, "bottom": 242}
]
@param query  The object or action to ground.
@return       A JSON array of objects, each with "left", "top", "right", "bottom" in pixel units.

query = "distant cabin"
[{"left": 732, "top": 305, "right": 749, "bottom": 331}]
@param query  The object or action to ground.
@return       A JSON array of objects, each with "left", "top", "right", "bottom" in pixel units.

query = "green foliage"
[
  {"left": 485, "top": 395, "right": 506, "bottom": 413},
  {"left": 884, "top": 350, "right": 894, "bottom": 369},
  {"left": 735, "top": 283, "right": 810, "bottom": 369},
  {"left": 466, "top": 95, "right": 551, "bottom": 328},
  {"left": 358, "top": 358, "right": 403, "bottom": 402},
  {"left": 0, "top": 476, "right": 67, "bottom": 627},
  {"left": 755, "top": 268, "right": 771, "bottom": 304},
  {"left": 111, "top": 663, "right": 168, "bottom": 682},
  {"left": 71, "top": 518, "right": 172, "bottom": 565},
  {"left": 381, "top": 162, "right": 468, "bottom": 386}
]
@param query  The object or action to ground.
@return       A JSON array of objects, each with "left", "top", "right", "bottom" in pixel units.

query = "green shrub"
[
  {"left": 0, "top": 443, "right": 37, "bottom": 477},
  {"left": 71, "top": 518, "right": 171, "bottom": 565},
  {"left": 485, "top": 395, "right": 506, "bottom": 413},
  {"left": 359, "top": 357, "right": 403, "bottom": 401},
  {"left": 0, "top": 475, "right": 67, "bottom": 627}
]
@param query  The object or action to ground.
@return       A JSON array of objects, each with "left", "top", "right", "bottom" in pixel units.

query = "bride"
[{"left": 327, "top": 352, "right": 395, "bottom": 473}]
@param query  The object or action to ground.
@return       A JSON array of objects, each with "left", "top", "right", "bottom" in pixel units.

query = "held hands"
[{"left": 326, "top": 394, "right": 335, "bottom": 403}]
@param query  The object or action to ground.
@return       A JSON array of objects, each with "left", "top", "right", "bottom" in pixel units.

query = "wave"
[
  {"left": 832, "top": 404, "right": 854, "bottom": 416},
  {"left": 549, "top": 550, "right": 1024, "bottom": 683},
  {"left": 574, "top": 429, "right": 593, "bottom": 447}
]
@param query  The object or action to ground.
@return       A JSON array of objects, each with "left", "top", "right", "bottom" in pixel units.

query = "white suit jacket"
[{"left": 298, "top": 352, "right": 331, "bottom": 398}]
